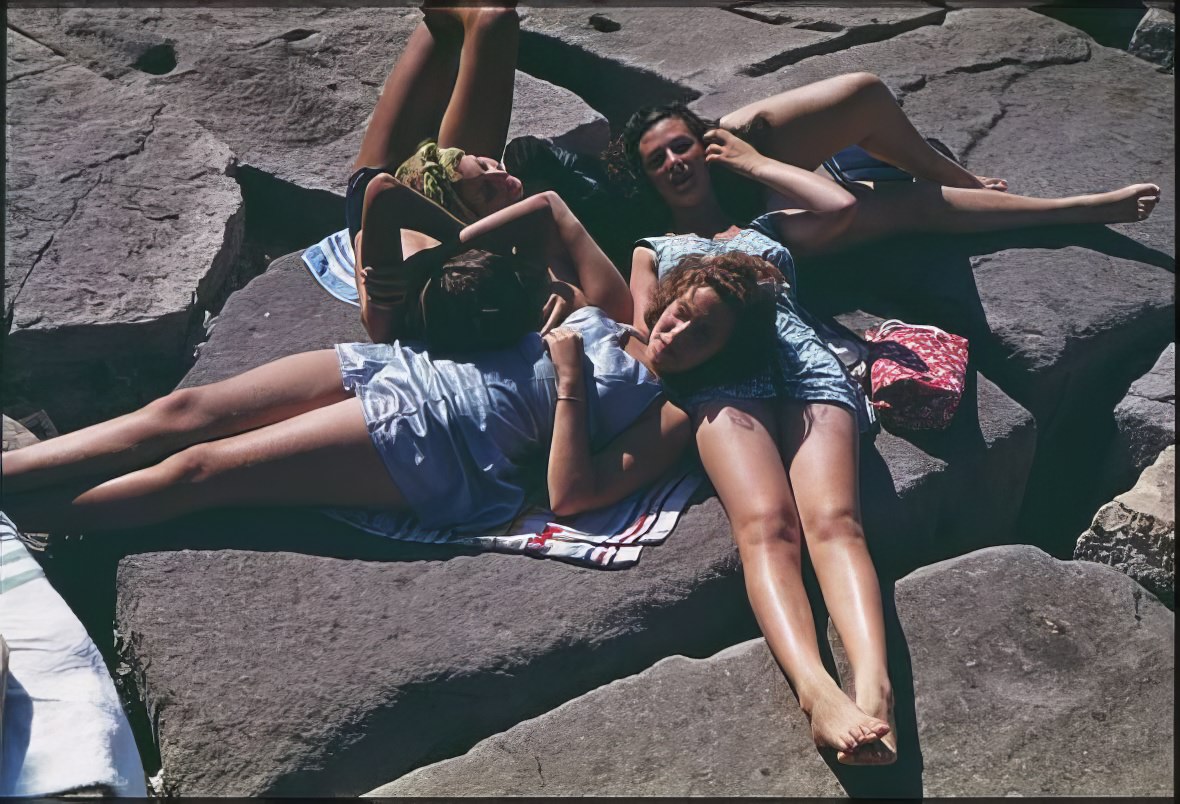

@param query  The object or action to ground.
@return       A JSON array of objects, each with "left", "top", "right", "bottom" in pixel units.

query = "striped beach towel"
[
  {"left": 0, "top": 513, "right": 147, "bottom": 797},
  {"left": 326, "top": 466, "right": 705, "bottom": 570},
  {"left": 464, "top": 467, "right": 704, "bottom": 569},
  {"left": 302, "top": 228, "right": 360, "bottom": 306}
]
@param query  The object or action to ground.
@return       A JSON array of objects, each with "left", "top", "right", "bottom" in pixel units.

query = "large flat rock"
[
  {"left": 7, "top": 7, "right": 607, "bottom": 196},
  {"left": 4, "top": 29, "right": 243, "bottom": 431},
  {"left": 516, "top": 5, "right": 945, "bottom": 124},
  {"left": 113, "top": 255, "right": 1034, "bottom": 795},
  {"left": 370, "top": 546, "right": 1174, "bottom": 797}
]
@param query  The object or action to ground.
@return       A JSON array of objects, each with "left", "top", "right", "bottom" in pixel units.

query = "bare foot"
[
  {"left": 803, "top": 684, "right": 890, "bottom": 756},
  {"left": 977, "top": 176, "right": 1008, "bottom": 192},
  {"left": 839, "top": 682, "right": 898, "bottom": 766}
]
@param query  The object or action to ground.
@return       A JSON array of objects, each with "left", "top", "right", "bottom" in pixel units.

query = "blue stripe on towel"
[{"left": 302, "top": 228, "right": 360, "bottom": 306}]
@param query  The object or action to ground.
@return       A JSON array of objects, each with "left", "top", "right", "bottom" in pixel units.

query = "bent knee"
[
  {"left": 731, "top": 506, "right": 803, "bottom": 551},
  {"left": 145, "top": 388, "right": 209, "bottom": 432},
  {"left": 804, "top": 509, "right": 865, "bottom": 546},
  {"left": 842, "top": 71, "right": 885, "bottom": 92},
  {"left": 158, "top": 442, "right": 224, "bottom": 486}
]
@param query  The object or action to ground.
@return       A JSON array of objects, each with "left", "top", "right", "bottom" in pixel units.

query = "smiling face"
[
  {"left": 454, "top": 154, "right": 524, "bottom": 218},
  {"left": 637, "top": 116, "right": 714, "bottom": 210},
  {"left": 646, "top": 285, "right": 736, "bottom": 375}
]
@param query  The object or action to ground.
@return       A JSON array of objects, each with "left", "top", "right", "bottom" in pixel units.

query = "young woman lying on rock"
[
  {"left": 616, "top": 96, "right": 1160, "bottom": 767},
  {"left": 343, "top": 3, "right": 578, "bottom": 344},
  {"left": 0, "top": 192, "right": 778, "bottom": 553}
]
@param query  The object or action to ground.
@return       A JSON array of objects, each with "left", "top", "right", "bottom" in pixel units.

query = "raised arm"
[
  {"left": 704, "top": 128, "right": 856, "bottom": 213},
  {"left": 458, "top": 191, "right": 633, "bottom": 325},
  {"left": 629, "top": 247, "right": 659, "bottom": 338},
  {"left": 353, "top": 172, "right": 467, "bottom": 343},
  {"left": 543, "top": 328, "right": 690, "bottom": 517}
]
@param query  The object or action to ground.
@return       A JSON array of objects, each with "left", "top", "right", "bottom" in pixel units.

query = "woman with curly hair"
[{"left": 618, "top": 91, "right": 1157, "bottom": 765}]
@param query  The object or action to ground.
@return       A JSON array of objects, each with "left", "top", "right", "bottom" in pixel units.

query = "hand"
[
  {"left": 539, "top": 281, "right": 589, "bottom": 335},
  {"left": 361, "top": 265, "right": 411, "bottom": 306},
  {"left": 703, "top": 128, "right": 766, "bottom": 177},
  {"left": 542, "top": 327, "right": 585, "bottom": 394}
]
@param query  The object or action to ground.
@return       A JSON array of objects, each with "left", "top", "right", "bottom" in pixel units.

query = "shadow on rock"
[{"left": 809, "top": 576, "right": 924, "bottom": 797}]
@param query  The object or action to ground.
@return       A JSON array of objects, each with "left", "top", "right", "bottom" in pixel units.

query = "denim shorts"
[
  {"left": 675, "top": 290, "right": 874, "bottom": 433},
  {"left": 344, "top": 166, "right": 389, "bottom": 247}
]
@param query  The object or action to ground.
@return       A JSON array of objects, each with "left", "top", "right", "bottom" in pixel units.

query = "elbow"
[
  {"left": 550, "top": 498, "right": 580, "bottom": 518},
  {"left": 549, "top": 494, "right": 582, "bottom": 518},
  {"left": 549, "top": 486, "right": 592, "bottom": 518},
  {"left": 828, "top": 192, "right": 858, "bottom": 217}
]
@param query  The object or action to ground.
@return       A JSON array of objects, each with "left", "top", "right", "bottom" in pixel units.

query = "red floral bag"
[{"left": 863, "top": 320, "right": 969, "bottom": 430}]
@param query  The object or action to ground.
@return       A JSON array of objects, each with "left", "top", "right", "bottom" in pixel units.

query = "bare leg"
[
  {"left": 1, "top": 350, "right": 348, "bottom": 494},
  {"left": 352, "top": 16, "right": 462, "bottom": 171},
  {"left": 720, "top": 72, "right": 1005, "bottom": 190},
  {"left": 800, "top": 181, "right": 1162, "bottom": 254},
  {"left": 780, "top": 402, "right": 895, "bottom": 765},
  {"left": 436, "top": 6, "right": 520, "bottom": 158},
  {"left": 3, "top": 398, "right": 404, "bottom": 534},
  {"left": 694, "top": 400, "right": 886, "bottom": 755}
]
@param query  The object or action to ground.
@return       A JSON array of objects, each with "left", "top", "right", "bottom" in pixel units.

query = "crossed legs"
[
  {"left": 694, "top": 398, "right": 894, "bottom": 763},
  {"left": 352, "top": 5, "right": 519, "bottom": 172},
  {"left": 720, "top": 72, "right": 1004, "bottom": 191}
]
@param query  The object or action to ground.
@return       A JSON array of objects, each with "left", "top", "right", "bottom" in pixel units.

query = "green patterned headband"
[{"left": 394, "top": 139, "right": 479, "bottom": 224}]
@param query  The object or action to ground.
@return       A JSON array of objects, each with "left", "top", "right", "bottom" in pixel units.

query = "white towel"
[
  {"left": 458, "top": 467, "right": 704, "bottom": 569},
  {"left": 302, "top": 228, "right": 360, "bottom": 306},
  {"left": 0, "top": 513, "right": 147, "bottom": 797}
]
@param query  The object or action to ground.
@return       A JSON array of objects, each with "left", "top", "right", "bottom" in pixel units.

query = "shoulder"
[{"left": 745, "top": 212, "right": 786, "bottom": 240}]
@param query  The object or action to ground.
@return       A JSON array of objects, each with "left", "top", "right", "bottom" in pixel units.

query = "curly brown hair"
[{"left": 643, "top": 251, "right": 781, "bottom": 392}]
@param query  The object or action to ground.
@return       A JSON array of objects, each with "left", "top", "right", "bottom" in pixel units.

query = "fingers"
[
  {"left": 540, "top": 294, "right": 564, "bottom": 335},
  {"left": 703, "top": 128, "right": 728, "bottom": 145}
]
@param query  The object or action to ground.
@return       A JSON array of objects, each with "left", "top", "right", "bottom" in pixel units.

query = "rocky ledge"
[
  {"left": 369, "top": 546, "right": 1174, "bottom": 797},
  {"left": 3, "top": 4, "right": 1174, "bottom": 798}
]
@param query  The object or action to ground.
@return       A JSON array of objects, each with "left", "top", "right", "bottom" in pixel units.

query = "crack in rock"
[
  {"left": 739, "top": 10, "right": 948, "bottom": 77},
  {"left": 945, "top": 43, "right": 1092, "bottom": 76},
  {"left": 6, "top": 21, "right": 70, "bottom": 59},
  {"left": 6, "top": 61, "right": 66, "bottom": 83},
  {"left": 249, "top": 28, "right": 320, "bottom": 49},
  {"left": 57, "top": 104, "right": 166, "bottom": 183},
  {"left": 9, "top": 173, "right": 103, "bottom": 319}
]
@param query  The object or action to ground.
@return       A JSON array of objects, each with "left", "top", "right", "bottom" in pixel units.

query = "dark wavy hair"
[
  {"left": 604, "top": 102, "right": 768, "bottom": 230},
  {"left": 419, "top": 249, "right": 547, "bottom": 355},
  {"left": 643, "top": 251, "right": 781, "bottom": 394}
]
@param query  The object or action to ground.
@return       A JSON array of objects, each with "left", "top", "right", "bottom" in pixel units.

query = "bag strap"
[{"left": 874, "top": 319, "right": 954, "bottom": 340}]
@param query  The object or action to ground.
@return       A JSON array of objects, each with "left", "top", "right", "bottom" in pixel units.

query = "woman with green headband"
[{"left": 341, "top": 5, "right": 542, "bottom": 345}]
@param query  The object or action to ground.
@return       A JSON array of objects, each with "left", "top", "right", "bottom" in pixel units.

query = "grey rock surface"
[
  {"left": 1077, "top": 445, "right": 1175, "bottom": 608},
  {"left": 7, "top": 7, "right": 607, "bottom": 195},
  {"left": 4, "top": 29, "right": 243, "bottom": 431},
  {"left": 1130, "top": 7, "right": 1175, "bottom": 71},
  {"left": 112, "top": 254, "right": 1033, "bottom": 795},
  {"left": 1110, "top": 343, "right": 1176, "bottom": 487},
  {"left": 370, "top": 546, "right": 1174, "bottom": 797},
  {"left": 180, "top": 252, "right": 367, "bottom": 388},
  {"left": 517, "top": 5, "right": 944, "bottom": 123}
]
